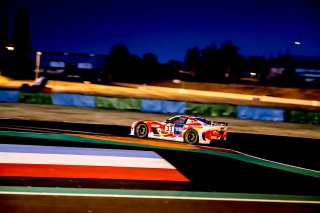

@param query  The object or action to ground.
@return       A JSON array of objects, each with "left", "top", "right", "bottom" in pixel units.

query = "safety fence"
[{"left": 1, "top": 89, "right": 319, "bottom": 124}]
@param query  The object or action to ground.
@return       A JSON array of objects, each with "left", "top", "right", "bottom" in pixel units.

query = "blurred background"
[
  {"left": 1, "top": 0, "right": 319, "bottom": 87},
  {"left": 1, "top": 2, "right": 320, "bottom": 211}
]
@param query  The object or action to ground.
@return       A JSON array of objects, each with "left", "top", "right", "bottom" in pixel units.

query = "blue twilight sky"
[{"left": 1, "top": 0, "right": 320, "bottom": 63}]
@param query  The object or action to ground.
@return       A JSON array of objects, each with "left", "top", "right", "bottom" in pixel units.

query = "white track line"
[{"left": 0, "top": 152, "right": 175, "bottom": 169}]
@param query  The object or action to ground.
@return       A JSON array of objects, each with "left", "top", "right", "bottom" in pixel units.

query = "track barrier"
[
  {"left": 96, "top": 97, "right": 140, "bottom": 111},
  {"left": 141, "top": 99, "right": 163, "bottom": 113},
  {"left": 237, "top": 106, "right": 285, "bottom": 122},
  {"left": 52, "top": 93, "right": 95, "bottom": 107},
  {"left": 186, "top": 102, "right": 236, "bottom": 117},
  {"left": 0, "top": 90, "right": 19, "bottom": 103},
  {"left": 19, "top": 92, "right": 52, "bottom": 104},
  {"left": 141, "top": 99, "right": 186, "bottom": 114},
  {"left": 162, "top": 100, "right": 186, "bottom": 114},
  {"left": 0, "top": 90, "right": 318, "bottom": 124},
  {"left": 289, "top": 110, "right": 320, "bottom": 125}
]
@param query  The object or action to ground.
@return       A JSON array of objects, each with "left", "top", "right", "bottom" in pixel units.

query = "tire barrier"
[
  {"left": 237, "top": 106, "right": 285, "bottom": 122},
  {"left": 141, "top": 99, "right": 186, "bottom": 114},
  {"left": 19, "top": 92, "right": 52, "bottom": 105},
  {"left": 289, "top": 110, "right": 320, "bottom": 125},
  {"left": 0, "top": 90, "right": 19, "bottom": 103},
  {"left": 186, "top": 102, "right": 236, "bottom": 117},
  {"left": 52, "top": 93, "right": 95, "bottom": 107},
  {"left": 96, "top": 97, "right": 140, "bottom": 111}
]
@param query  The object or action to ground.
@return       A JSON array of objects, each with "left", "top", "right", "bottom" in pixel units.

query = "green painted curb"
[{"left": 0, "top": 186, "right": 319, "bottom": 202}]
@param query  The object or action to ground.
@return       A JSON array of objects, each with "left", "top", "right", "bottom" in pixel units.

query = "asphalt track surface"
[
  {"left": 0, "top": 119, "right": 319, "bottom": 212},
  {"left": 1, "top": 194, "right": 319, "bottom": 213}
]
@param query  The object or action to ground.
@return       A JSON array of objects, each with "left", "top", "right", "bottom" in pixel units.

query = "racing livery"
[{"left": 129, "top": 115, "right": 228, "bottom": 145}]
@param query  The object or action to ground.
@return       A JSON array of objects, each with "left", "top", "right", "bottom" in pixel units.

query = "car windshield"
[
  {"left": 167, "top": 116, "right": 187, "bottom": 124},
  {"left": 195, "top": 117, "right": 209, "bottom": 124}
]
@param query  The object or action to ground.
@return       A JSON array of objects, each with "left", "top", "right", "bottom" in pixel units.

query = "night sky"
[{"left": 2, "top": 0, "right": 320, "bottom": 63}]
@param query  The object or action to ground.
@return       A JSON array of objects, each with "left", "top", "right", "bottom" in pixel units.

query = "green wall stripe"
[
  {"left": 289, "top": 110, "right": 320, "bottom": 125},
  {"left": 19, "top": 92, "right": 52, "bottom": 104},
  {"left": 95, "top": 96, "right": 140, "bottom": 110},
  {"left": 0, "top": 186, "right": 319, "bottom": 202},
  {"left": 186, "top": 102, "right": 236, "bottom": 117}
]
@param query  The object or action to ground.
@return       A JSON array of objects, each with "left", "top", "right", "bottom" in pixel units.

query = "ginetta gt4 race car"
[{"left": 129, "top": 115, "right": 228, "bottom": 145}]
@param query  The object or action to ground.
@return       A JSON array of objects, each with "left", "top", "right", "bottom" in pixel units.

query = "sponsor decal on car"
[{"left": 151, "top": 124, "right": 161, "bottom": 128}]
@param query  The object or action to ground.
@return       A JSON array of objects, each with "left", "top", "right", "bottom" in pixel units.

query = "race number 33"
[{"left": 165, "top": 124, "right": 173, "bottom": 132}]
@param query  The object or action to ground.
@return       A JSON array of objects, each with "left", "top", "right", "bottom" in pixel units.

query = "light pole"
[
  {"left": 35, "top": 51, "right": 42, "bottom": 79},
  {"left": 292, "top": 41, "right": 301, "bottom": 55},
  {"left": 3, "top": 44, "right": 14, "bottom": 76}
]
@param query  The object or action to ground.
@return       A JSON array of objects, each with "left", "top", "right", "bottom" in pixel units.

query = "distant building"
[
  {"left": 266, "top": 55, "right": 320, "bottom": 86},
  {"left": 291, "top": 55, "right": 320, "bottom": 83},
  {"left": 32, "top": 52, "right": 107, "bottom": 83}
]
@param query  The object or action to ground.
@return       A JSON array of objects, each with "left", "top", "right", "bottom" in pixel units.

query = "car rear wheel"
[
  {"left": 135, "top": 123, "right": 148, "bottom": 138},
  {"left": 184, "top": 129, "right": 199, "bottom": 144}
]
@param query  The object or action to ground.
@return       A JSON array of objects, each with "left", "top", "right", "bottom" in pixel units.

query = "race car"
[{"left": 129, "top": 115, "right": 228, "bottom": 145}]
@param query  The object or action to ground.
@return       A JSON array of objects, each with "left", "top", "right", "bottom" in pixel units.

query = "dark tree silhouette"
[
  {"left": 104, "top": 43, "right": 169, "bottom": 83},
  {"left": 218, "top": 42, "right": 244, "bottom": 81},
  {"left": 182, "top": 42, "right": 246, "bottom": 83},
  {"left": 167, "top": 59, "right": 183, "bottom": 70},
  {"left": 164, "top": 59, "right": 183, "bottom": 79},
  {"left": 130, "top": 54, "right": 143, "bottom": 83},
  {"left": 198, "top": 43, "right": 219, "bottom": 82},
  {"left": 0, "top": 16, "right": 9, "bottom": 73},
  {"left": 0, "top": 16, "right": 8, "bottom": 54},
  {"left": 273, "top": 55, "right": 302, "bottom": 87},
  {"left": 141, "top": 53, "right": 159, "bottom": 82},
  {"left": 102, "top": 40, "right": 312, "bottom": 87},
  {"left": 246, "top": 56, "right": 270, "bottom": 82},
  {"left": 11, "top": 6, "right": 33, "bottom": 79},
  {"left": 184, "top": 47, "right": 200, "bottom": 71},
  {"left": 107, "top": 44, "right": 131, "bottom": 82}
]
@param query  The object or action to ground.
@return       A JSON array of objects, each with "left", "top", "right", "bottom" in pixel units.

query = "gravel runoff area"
[{"left": 0, "top": 103, "right": 320, "bottom": 139}]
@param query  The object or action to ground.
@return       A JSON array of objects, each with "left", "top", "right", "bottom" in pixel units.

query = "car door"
[
  {"left": 174, "top": 123, "right": 184, "bottom": 136},
  {"left": 173, "top": 117, "right": 187, "bottom": 136},
  {"left": 164, "top": 122, "right": 174, "bottom": 136},
  {"left": 163, "top": 116, "right": 184, "bottom": 137}
]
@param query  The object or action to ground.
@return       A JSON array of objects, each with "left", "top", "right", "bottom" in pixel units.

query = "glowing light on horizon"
[{"left": 6, "top": 44, "right": 14, "bottom": 51}]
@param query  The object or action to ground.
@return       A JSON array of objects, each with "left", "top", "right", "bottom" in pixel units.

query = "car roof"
[{"left": 178, "top": 115, "right": 207, "bottom": 122}]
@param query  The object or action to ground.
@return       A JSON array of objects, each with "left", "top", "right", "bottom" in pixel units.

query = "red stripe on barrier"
[{"left": 0, "top": 163, "right": 189, "bottom": 182}]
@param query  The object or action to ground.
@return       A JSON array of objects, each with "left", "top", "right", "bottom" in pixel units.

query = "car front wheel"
[
  {"left": 135, "top": 123, "right": 148, "bottom": 138},
  {"left": 184, "top": 129, "right": 199, "bottom": 144}
]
